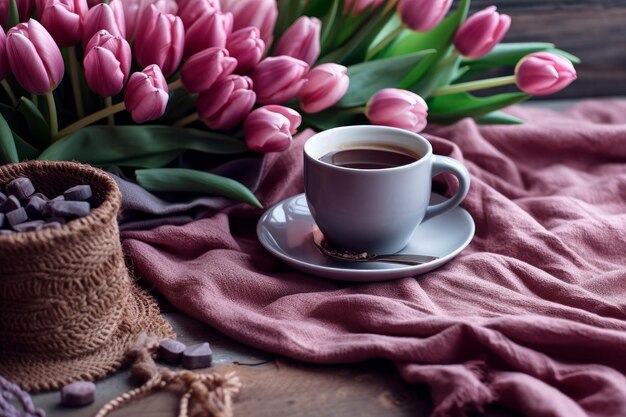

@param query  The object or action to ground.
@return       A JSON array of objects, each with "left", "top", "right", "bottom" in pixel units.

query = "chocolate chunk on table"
[
  {"left": 64, "top": 185, "right": 93, "bottom": 202},
  {"left": 0, "top": 191, "right": 6, "bottom": 205},
  {"left": 48, "top": 201, "right": 90, "bottom": 218},
  {"left": 6, "top": 177, "right": 35, "bottom": 199},
  {"left": 13, "top": 220, "right": 45, "bottom": 232},
  {"left": 182, "top": 342, "right": 213, "bottom": 369},
  {"left": 6, "top": 207, "right": 28, "bottom": 226},
  {"left": 158, "top": 339, "right": 187, "bottom": 365},
  {"left": 25, "top": 196, "right": 47, "bottom": 219},
  {"left": 60, "top": 381, "right": 96, "bottom": 407}
]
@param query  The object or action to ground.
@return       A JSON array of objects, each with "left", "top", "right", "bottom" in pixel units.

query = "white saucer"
[{"left": 256, "top": 193, "right": 475, "bottom": 282}]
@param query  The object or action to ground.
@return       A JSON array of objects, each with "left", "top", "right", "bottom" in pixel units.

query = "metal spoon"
[{"left": 312, "top": 233, "right": 438, "bottom": 266}]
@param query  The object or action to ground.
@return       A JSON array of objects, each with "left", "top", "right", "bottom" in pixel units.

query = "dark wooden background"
[{"left": 467, "top": 0, "right": 626, "bottom": 98}]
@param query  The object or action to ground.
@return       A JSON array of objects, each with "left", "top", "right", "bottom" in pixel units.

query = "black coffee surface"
[{"left": 319, "top": 148, "right": 418, "bottom": 169}]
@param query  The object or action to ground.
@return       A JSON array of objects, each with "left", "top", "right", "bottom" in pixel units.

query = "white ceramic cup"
[{"left": 303, "top": 125, "right": 470, "bottom": 254}]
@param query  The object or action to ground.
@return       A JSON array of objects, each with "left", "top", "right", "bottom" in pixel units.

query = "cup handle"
[{"left": 423, "top": 155, "right": 471, "bottom": 222}]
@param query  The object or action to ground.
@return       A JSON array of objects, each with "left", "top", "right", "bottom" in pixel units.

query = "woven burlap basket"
[{"left": 0, "top": 161, "right": 174, "bottom": 392}]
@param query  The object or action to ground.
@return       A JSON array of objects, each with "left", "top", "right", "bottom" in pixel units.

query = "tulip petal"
[{"left": 6, "top": 32, "right": 51, "bottom": 94}]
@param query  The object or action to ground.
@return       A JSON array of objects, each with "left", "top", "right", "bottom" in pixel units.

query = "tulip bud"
[
  {"left": 221, "top": 0, "right": 277, "bottom": 45},
  {"left": 244, "top": 105, "right": 302, "bottom": 153},
  {"left": 177, "top": 0, "right": 219, "bottom": 28},
  {"left": 83, "top": 29, "right": 131, "bottom": 97},
  {"left": 124, "top": 64, "right": 169, "bottom": 123},
  {"left": 0, "top": 27, "right": 9, "bottom": 80},
  {"left": 397, "top": 0, "right": 452, "bottom": 32},
  {"left": 82, "top": 0, "right": 125, "bottom": 46},
  {"left": 39, "top": 0, "right": 87, "bottom": 47},
  {"left": 515, "top": 52, "right": 577, "bottom": 96},
  {"left": 0, "top": 0, "right": 35, "bottom": 27},
  {"left": 197, "top": 75, "right": 255, "bottom": 130},
  {"left": 226, "top": 26, "right": 264, "bottom": 75},
  {"left": 134, "top": 5, "right": 184, "bottom": 77},
  {"left": 180, "top": 47, "right": 237, "bottom": 93},
  {"left": 299, "top": 63, "right": 349, "bottom": 114},
  {"left": 184, "top": 10, "right": 232, "bottom": 59},
  {"left": 6, "top": 19, "right": 64, "bottom": 94},
  {"left": 344, "top": 0, "right": 384, "bottom": 15},
  {"left": 454, "top": 6, "right": 510, "bottom": 59},
  {"left": 122, "top": 0, "right": 177, "bottom": 41},
  {"left": 251, "top": 56, "right": 309, "bottom": 104},
  {"left": 274, "top": 16, "right": 321, "bottom": 67},
  {"left": 366, "top": 88, "right": 428, "bottom": 133}
]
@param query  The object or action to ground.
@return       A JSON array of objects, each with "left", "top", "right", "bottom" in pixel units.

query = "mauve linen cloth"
[{"left": 119, "top": 100, "right": 626, "bottom": 417}]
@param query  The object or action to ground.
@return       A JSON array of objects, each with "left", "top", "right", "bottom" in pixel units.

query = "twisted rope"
[{"left": 94, "top": 333, "right": 242, "bottom": 417}]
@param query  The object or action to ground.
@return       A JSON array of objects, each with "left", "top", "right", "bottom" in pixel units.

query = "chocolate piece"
[
  {"left": 31, "top": 192, "right": 49, "bottom": 201},
  {"left": 38, "top": 221, "right": 63, "bottom": 230},
  {"left": 13, "top": 220, "right": 44, "bottom": 232},
  {"left": 0, "top": 195, "right": 20, "bottom": 213},
  {"left": 60, "top": 381, "right": 95, "bottom": 407},
  {"left": 52, "top": 195, "right": 65, "bottom": 201},
  {"left": 48, "top": 201, "right": 90, "bottom": 218},
  {"left": 6, "top": 177, "right": 35, "bottom": 199},
  {"left": 64, "top": 185, "right": 92, "bottom": 201},
  {"left": 6, "top": 208, "right": 27, "bottom": 226},
  {"left": 181, "top": 342, "right": 212, "bottom": 369},
  {"left": 158, "top": 339, "right": 186, "bottom": 365},
  {"left": 0, "top": 191, "right": 6, "bottom": 204},
  {"left": 25, "top": 196, "right": 46, "bottom": 219}
]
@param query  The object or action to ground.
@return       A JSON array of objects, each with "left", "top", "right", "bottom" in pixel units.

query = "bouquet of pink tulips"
[{"left": 0, "top": 0, "right": 578, "bottom": 205}]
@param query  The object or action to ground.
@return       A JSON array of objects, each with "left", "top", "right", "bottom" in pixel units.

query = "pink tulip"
[
  {"left": 184, "top": 10, "right": 232, "bottom": 59},
  {"left": 197, "top": 75, "right": 255, "bottom": 130},
  {"left": 124, "top": 64, "right": 169, "bottom": 123},
  {"left": 0, "top": 27, "right": 9, "bottom": 80},
  {"left": 82, "top": 0, "right": 125, "bottom": 46},
  {"left": 397, "top": 0, "right": 452, "bottom": 32},
  {"left": 454, "top": 6, "right": 510, "bottom": 59},
  {"left": 366, "top": 88, "right": 428, "bottom": 133},
  {"left": 343, "top": 0, "right": 385, "bottom": 14},
  {"left": 221, "top": 0, "right": 277, "bottom": 45},
  {"left": 177, "top": 0, "right": 219, "bottom": 28},
  {"left": 122, "top": 0, "right": 177, "bottom": 40},
  {"left": 251, "top": 56, "right": 309, "bottom": 104},
  {"left": 6, "top": 19, "right": 64, "bottom": 94},
  {"left": 515, "top": 52, "right": 577, "bottom": 96},
  {"left": 299, "top": 63, "right": 349, "bottom": 114},
  {"left": 274, "top": 16, "right": 321, "bottom": 66},
  {"left": 83, "top": 29, "right": 131, "bottom": 97},
  {"left": 0, "top": 0, "right": 35, "bottom": 27},
  {"left": 39, "top": 0, "right": 87, "bottom": 47},
  {"left": 244, "top": 105, "right": 302, "bottom": 153},
  {"left": 180, "top": 47, "right": 237, "bottom": 93},
  {"left": 226, "top": 26, "right": 264, "bottom": 74},
  {"left": 134, "top": 5, "right": 184, "bottom": 77}
]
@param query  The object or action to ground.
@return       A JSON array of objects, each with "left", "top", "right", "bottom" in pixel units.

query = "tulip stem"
[
  {"left": 67, "top": 47, "right": 84, "bottom": 118},
  {"left": 57, "top": 101, "right": 126, "bottom": 138},
  {"left": 430, "top": 75, "right": 517, "bottom": 96},
  {"left": 367, "top": 24, "right": 404, "bottom": 60},
  {"left": 167, "top": 79, "right": 183, "bottom": 91},
  {"left": 0, "top": 80, "right": 16, "bottom": 108},
  {"left": 174, "top": 112, "right": 200, "bottom": 127},
  {"left": 45, "top": 92, "right": 58, "bottom": 140},
  {"left": 104, "top": 97, "right": 115, "bottom": 125}
]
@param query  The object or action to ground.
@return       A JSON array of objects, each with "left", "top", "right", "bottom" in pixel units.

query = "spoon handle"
[{"left": 371, "top": 254, "right": 439, "bottom": 265}]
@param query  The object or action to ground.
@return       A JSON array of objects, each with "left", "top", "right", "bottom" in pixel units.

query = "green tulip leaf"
[
  {"left": 113, "top": 152, "right": 183, "bottom": 168},
  {"left": 17, "top": 97, "right": 50, "bottom": 149},
  {"left": 549, "top": 48, "right": 581, "bottom": 64},
  {"left": 136, "top": 168, "right": 263, "bottom": 208},
  {"left": 13, "top": 131, "right": 41, "bottom": 160},
  {"left": 320, "top": 0, "right": 343, "bottom": 53},
  {"left": 474, "top": 111, "right": 524, "bottom": 125},
  {"left": 337, "top": 50, "right": 435, "bottom": 107},
  {"left": 0, "top": 112, "right": 18, "bottom": 164},
  {"left": 427, "top": 92, "right": 530, "bottom": 121},
  {"left": 38, "top": 125, "right": 248, "bottom": 166},
  {"left": 6, "top": 0, "right": 18, "bottom": 29},
  {"left": 387, "top": 0, "right": 470, "bottom": 88}
]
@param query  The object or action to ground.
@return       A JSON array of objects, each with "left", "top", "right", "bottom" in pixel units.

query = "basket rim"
[{"left": 0, "top": 160, "right": 120, "bottom": 248}]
